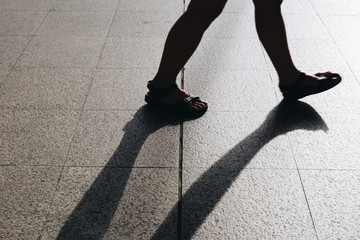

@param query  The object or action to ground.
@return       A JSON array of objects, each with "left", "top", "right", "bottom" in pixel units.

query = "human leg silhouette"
[
  {"left": 146, "top": 0, "right": 228, "bottom": 114},
  {"left": 147, "top": 0, "right": 341, "bottom": 113},
  {"left": 253, "top": 0, "right": 341, "bottom": 99}
]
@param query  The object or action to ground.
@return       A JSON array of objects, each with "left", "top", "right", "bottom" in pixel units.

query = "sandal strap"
[
  {"left": 175, "top": 96, "right": 200, "bottom": 112},
  {"left": 147, "top": 81, "right": 178, "bottom": 97},
  {"left": 279, "top": 72, "right": 306, "bottom": 91}
]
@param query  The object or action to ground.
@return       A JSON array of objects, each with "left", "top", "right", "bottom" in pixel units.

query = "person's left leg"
[{"left": 253, "top": 0, "right": 341, "bottom": 99}]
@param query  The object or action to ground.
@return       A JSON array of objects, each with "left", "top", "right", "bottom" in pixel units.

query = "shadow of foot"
[{"left": 151, "top": 100, "right": 328, "bottom": 240}]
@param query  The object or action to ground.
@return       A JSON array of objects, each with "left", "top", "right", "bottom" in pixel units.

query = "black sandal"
[
  {"left": 145, "top": 81, "right": 208, "bottom": 116},
  {"left": 279, "top": 72, "right": 341, "bottom": 100}
]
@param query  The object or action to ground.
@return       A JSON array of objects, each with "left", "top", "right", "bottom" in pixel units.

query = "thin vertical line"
[
  {"left": 177, "top": 67, "right": 185, "bottom": 239},
  {"left": 286, "top": 135, "right": 319, "bottom": 240}
]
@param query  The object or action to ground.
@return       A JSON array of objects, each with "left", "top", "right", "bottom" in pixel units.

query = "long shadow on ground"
[
  {"left": 56, "top": 101, "right": 327, "bottom": 239},
  {"left": 151, "top": 100, "right": 328, "bottom": 239},
  {"left": 56, "top": 106, "right": 181, "bottom": 239}
]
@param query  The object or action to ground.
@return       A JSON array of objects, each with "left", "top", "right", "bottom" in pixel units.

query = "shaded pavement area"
[{"left": 1, "top": 0, "right": 360, "bottom": 239}]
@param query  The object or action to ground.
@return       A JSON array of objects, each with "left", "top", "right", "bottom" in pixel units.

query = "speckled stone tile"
[
  {"left": 118, "top": 0, "right": 182, "bottom": 13},
  {"left": 269, "top": 69, "right": 360, "bottom": 114},
  {"left": 182, "top": 106, "right": 329, "bottom": 170},
  {"left": 288, "top": 112, "right": 360, "bottom": 170},
  {"left": 0, "top": 67, "right": 10, "bottom": 83},
  {"left": 180, "top": 168, "right": 316, "bottom": 239},
  {"left": 300, "top": 170, "right": 360, "bottom": 240},
  {"left": 202, "top": 12, "right": 257, "bottom": 39},
  {"left": 321, "top": 15, "right": 360, "bottom": 41},
  {"left": 184, "top": 69, "right": 278, "bottom": 112},
  {"left": 309, "top": 0, "right": 360, "bottom": 15},
  {"left": 16, "top": 36, "right": 106, "bottom": 68},
  {"left": 185, "top": 37, "right": 267, "bottom": 70},
  {"left": 0, "top": 36, "right": 31, "bottom": 68},
  {"left": 66, "top": 110, "right": 180, "bottom": 167},
  {"left": 0, "top": 110, "right": 80, "bottom": 166},
  {"left": 0, "top": 166, "right": 61, "bottom": 240},
  {"left": 0, "top": 67, "right": 92, "bottom": 110},
  {"left": 335, "top": 39, "right": 360, "bottom": 78},
  {"left": 53, "top": 0, "right": 119, "bottom": 12},
  {"left": 0, "top": 11, "right": 47, "bottom": 36},
  {"left": 36, "top": 11, "right": 114, "bottom": 37},
  {"left": 109, "top": 11, "right": 182, "bottom": 37},
  {"left": 98, "top": 37, "right": 164, "bottom": 69},
  {"left": 264, "top": 39, "right": 348, "bottom": 73},
  {"left": 283, "top": 14, "right": 331, "bottom": 40},
  {"left": 0, "top": 0, "right": 56, "bottom": 11},
  {"left": 41, "top": 167, "right": 178, "bottom": 240},
  {"left": 84, "top": 68, "right": 165, "bottom": 110}
]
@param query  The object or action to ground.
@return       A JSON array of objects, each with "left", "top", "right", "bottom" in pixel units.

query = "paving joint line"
[
  {"left": 286, "top": 134, "right": 320, "bottom": 240},
  {"left": 309, "top": 0, "right": 360, "bottom": 87}
]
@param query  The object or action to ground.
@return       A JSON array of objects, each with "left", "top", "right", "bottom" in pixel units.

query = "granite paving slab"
[
  {"left": 309, "top": 0, "right": 360, "bottom": 15},
  {"left": 321, "top": 15, "right": 360, "bottom": 41},
  {"left": 16, "top": 36, "right": 106, "bottom": 68},
  {"left": 0, "top": 110, "right": 80, "bottom": 166},
  {"left": 0, "top": 36, "right": 31, "bottom": 68},
  {"left": 0, "top": 0, "right": 56, "bottom": 11},
  {"left": 53, "top": 0, "right": 119, "bottom": 12},
  {"left": 300, "top": 170, "right": 360, "bottom": 240},
  {"left": 36, "top": 11, "right": 115, "bottom": 37},
  {"left": 41, "top": 167, "right": 178, "bottom": 239},
  {"left": 183, "top": 100, "right": 329, "bottom": 171},
  {"left": 0, "top": 11, "right": 47, "bottom": 36},
  {"left": 0, "top": 67, "right": 93, "bottom": 110},
  {"left": 288, "top": 112, "right": 360, "bottom": 170},
  {"left": 98, "top": 37, "right": 164, "bottom": 69},
  {"left": 66, "top": 109, "right": 180, "bottom": 167},
  {"left": 0, "top": 67, "right": 10, "bottom": 83},
  {"left": 179, "top": 168, "right": 316, "bottom": 239},
  {"left": 185, "top": 37, "right": 267, "bottom": 70},
  {"left": 117, "top": 0, "right": 182, "bottom": 13},
  {"left": 84, "top": 68, "right": 165, "bottom": 110},
  {"left": 264, "top": 39, "right": 349, "bottom": 73},
  {"left": 0, "top": 166, "right": 61, "bottom": 240},
  {"left": 184, "top": 69, "right": 278, "bottom": 112},
  {"left": 109, "top": 11, "right": 181, "bottom": 37}
]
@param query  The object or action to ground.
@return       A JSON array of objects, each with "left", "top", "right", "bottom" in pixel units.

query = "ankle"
[
  {"left": 278, "top": 70, "right": 302, "bottom": 85},
  {"left": 152, "top": 75, "right": 177, "bottom": 89}
]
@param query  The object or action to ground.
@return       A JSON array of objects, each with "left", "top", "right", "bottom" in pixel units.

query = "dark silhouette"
[
  {"left": 151, "top": 100, "right": 328, "bottom": 239},
  {"left": 56, "top": 106, "right": 180, "bottom": 239},
  {"left": 147, "top": 0, "right": 341, "bottom": 115},
  {"left": 57, "top": 101, "right": 327, "bottom": 239}
]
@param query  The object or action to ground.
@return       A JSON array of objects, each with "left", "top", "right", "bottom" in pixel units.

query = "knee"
[
  {"left": 186, "top": 0, "right": 227, "bottom": 25},
  {"left": 253, "top": 0, "right": 283, "bottom": 11}
]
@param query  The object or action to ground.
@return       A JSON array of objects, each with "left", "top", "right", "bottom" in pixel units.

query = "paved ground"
[{"left": 1, "top": 0, "right": 360, "bottom": 239}]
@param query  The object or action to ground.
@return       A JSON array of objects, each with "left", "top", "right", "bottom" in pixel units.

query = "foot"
[
  {"left": 159, "top": 87, "right": 208, "bottom": 111},
  {"left": 279, "top": 71, "right": 341, "bottom": 100},
  {"left": 145, "top": 81, "right": 208, "bottom": 114}
]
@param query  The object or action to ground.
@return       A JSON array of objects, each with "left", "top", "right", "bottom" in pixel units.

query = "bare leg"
[
  {"left": 150, "top": 0, "right": 227, "bottom": 108},
  {"left": 254, "top": 0, "right": 341, "bottom": 92}
]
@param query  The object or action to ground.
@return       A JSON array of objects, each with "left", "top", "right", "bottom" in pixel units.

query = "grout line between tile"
[
  {"left": 177, "top": 67, "right": 185, "bottom": 239},
  {"left": 309, "top": 0, "right": 360, "bottom": 87},
  {"left": 286, "top": 133, "right": 320, "bottom": 240}
]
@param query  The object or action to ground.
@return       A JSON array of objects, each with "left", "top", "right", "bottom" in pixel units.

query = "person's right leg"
[
  {"left": 149, "top": 0, "right": 227, "bottom": 110},
  {"left": 253, "top": 0, "right": 341, "bottom": 99}
]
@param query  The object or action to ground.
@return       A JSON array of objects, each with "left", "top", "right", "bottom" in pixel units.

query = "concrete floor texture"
[{"left": 0, "top": 0, "right": 360, "bottom": 239}]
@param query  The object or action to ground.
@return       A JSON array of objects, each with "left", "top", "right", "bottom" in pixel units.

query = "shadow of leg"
[
  {"left": 56, "top": 106, "right": 179, "bottom": 240},
  {"left": 151, "top": 100, "right": 328, "bottom": 240}
]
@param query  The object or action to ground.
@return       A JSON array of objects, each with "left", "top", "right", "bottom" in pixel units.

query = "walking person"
[{"left": 145, "top": 0, "right": 341, "bottom": 116}]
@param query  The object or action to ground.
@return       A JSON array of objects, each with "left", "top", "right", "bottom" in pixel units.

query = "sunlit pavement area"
[{"left": 1, "top": 0, "right": 360, "bottom": 239}]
